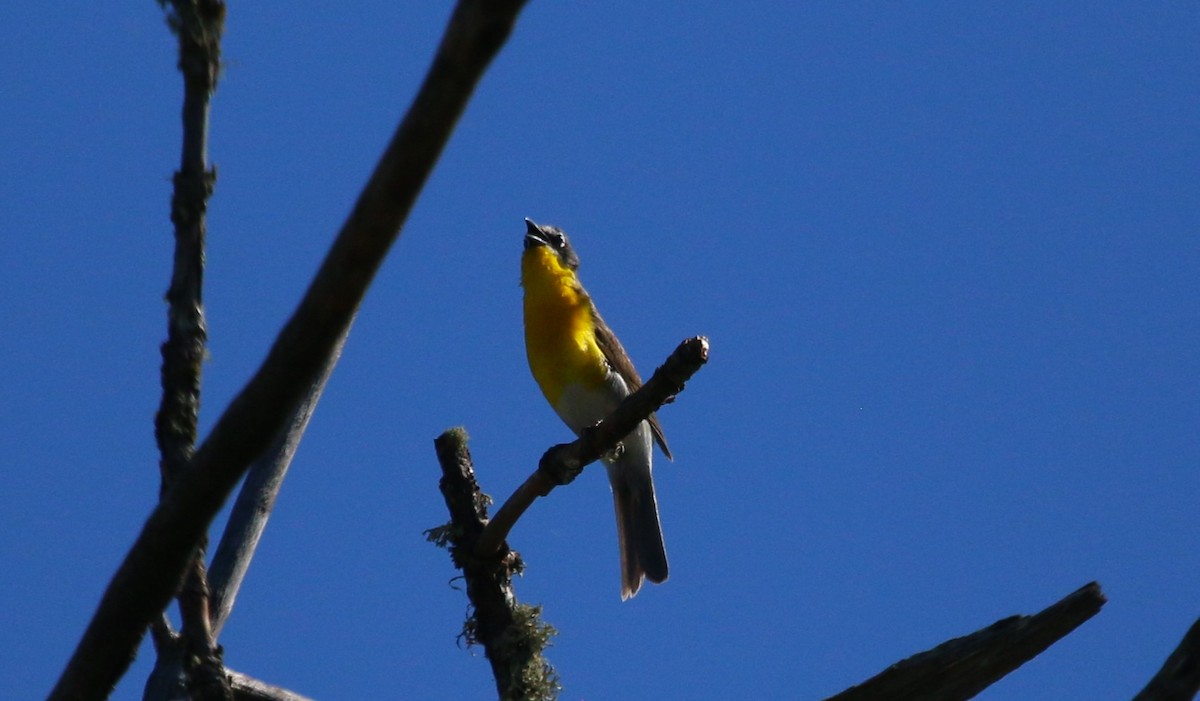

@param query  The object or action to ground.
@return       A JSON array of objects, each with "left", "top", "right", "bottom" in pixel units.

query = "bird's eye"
[{"left": 551, "top": 233, "right": 565, "bottom": 248}]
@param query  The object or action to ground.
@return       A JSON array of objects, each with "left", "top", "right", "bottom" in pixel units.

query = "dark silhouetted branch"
[
  {"left": 150, "top": 1, "right": 230, "bottom": 700},
  {"left": 1134, "top": 616, "right": 1200, "bottom": 701},
  {"left": 150, "top": 663, "right": 314, "bottom": 701},
  {"left": 154, "top": 0, "right": 222, "bottom": 491},
  {"left": 477, "top": 336, "right": 709, "bottom": 557},
  {"left": 824, "top": 582, "right": 1106, "bottom": 701},
  {"left": 432, "top": 429, "right": 559, "bottom": 701},
  {"left": 48, "top": 2, "right": 529, "bottom": 699}
]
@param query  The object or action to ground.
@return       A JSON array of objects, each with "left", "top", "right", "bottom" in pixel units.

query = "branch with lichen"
[
  {"left": 432, "top": 429, "right": 560, "bottom": 701},
  {"left": 430, "top": 336, "right": 708, "bottom": 699}
]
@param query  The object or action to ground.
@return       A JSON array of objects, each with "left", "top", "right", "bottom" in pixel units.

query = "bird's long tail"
[{"left": 608, "top": 434, "right": 669, "bottom": 600}]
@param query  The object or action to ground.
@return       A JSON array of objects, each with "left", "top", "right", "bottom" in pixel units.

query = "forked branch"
[
  {"left": 433, "top": 429, "right": 559, "bottom": 701},
  {"left": 48, "top": 1, "right": 528, "bottom": 698}
]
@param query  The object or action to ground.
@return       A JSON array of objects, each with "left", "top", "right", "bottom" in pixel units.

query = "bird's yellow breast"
[{"left": 522, "top": 245, "right": 609, "bottom": 405}]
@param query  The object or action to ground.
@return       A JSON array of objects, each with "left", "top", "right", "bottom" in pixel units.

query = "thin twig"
[
  {"left": 48, "top": 2, "right": 528, "bottom": 699},
  {"left": 824, "top": 582, "right": 1107, "bottom": 701},
  {"left": 477, "top": 336, "right": 709, "bottom": 557}
]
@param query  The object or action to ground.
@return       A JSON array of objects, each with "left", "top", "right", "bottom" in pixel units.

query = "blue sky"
[{"left": 2, "top": 3, "right": 1197, "bottom": 699}]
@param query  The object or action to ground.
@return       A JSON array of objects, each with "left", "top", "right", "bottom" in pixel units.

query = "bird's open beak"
[{"left": 524, "top": 218, "right": 549, "bottom": 249}]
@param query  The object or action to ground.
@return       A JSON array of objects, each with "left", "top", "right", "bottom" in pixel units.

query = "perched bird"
[{"left": 521, "top": 218, "right": 672, "bottom": 599}]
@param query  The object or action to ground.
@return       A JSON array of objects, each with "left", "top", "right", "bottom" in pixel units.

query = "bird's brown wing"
[{"left": 591, "top": 306, "right": 673, "bottom": 461}]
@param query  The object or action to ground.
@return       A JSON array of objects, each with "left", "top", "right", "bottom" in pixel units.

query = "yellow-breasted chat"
[{"left": 521, "top": 218, "right": 672, "bottom": 600}]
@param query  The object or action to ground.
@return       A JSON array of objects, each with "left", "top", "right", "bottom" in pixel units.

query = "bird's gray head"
[{"left": 524, "top": 218, "right": 581, "bottom": 270}]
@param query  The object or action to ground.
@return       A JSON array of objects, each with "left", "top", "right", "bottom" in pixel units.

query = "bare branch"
[
  {"left": 151, "top": 1, "right": 229, "bottom": 699},
  {"left": 149, "top": 663, "right": 315, "bottom": 701},
  {"left": 824, "top": 582, "right": 1107, "bottom": 701},
  {"left": 148, "top": 614, "right": 175, "bottom": 655},
  {"left": 155, "top": 0, "right": 222, "bottom": 490},
  {"left": 48, "top": 2, "right": 528, "bottom": 698},
  {"left": 227, "top": 670, "right": 316, "bottom": 701},
  {"left": 477, "top": 336, "right": 709, "bottom": 556},
  {"left": 1133, "top": 616, "right": 1200, "bottom": 701},
  {"left": 208, "top": 332, "right": 347, "bottom": 638}
]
